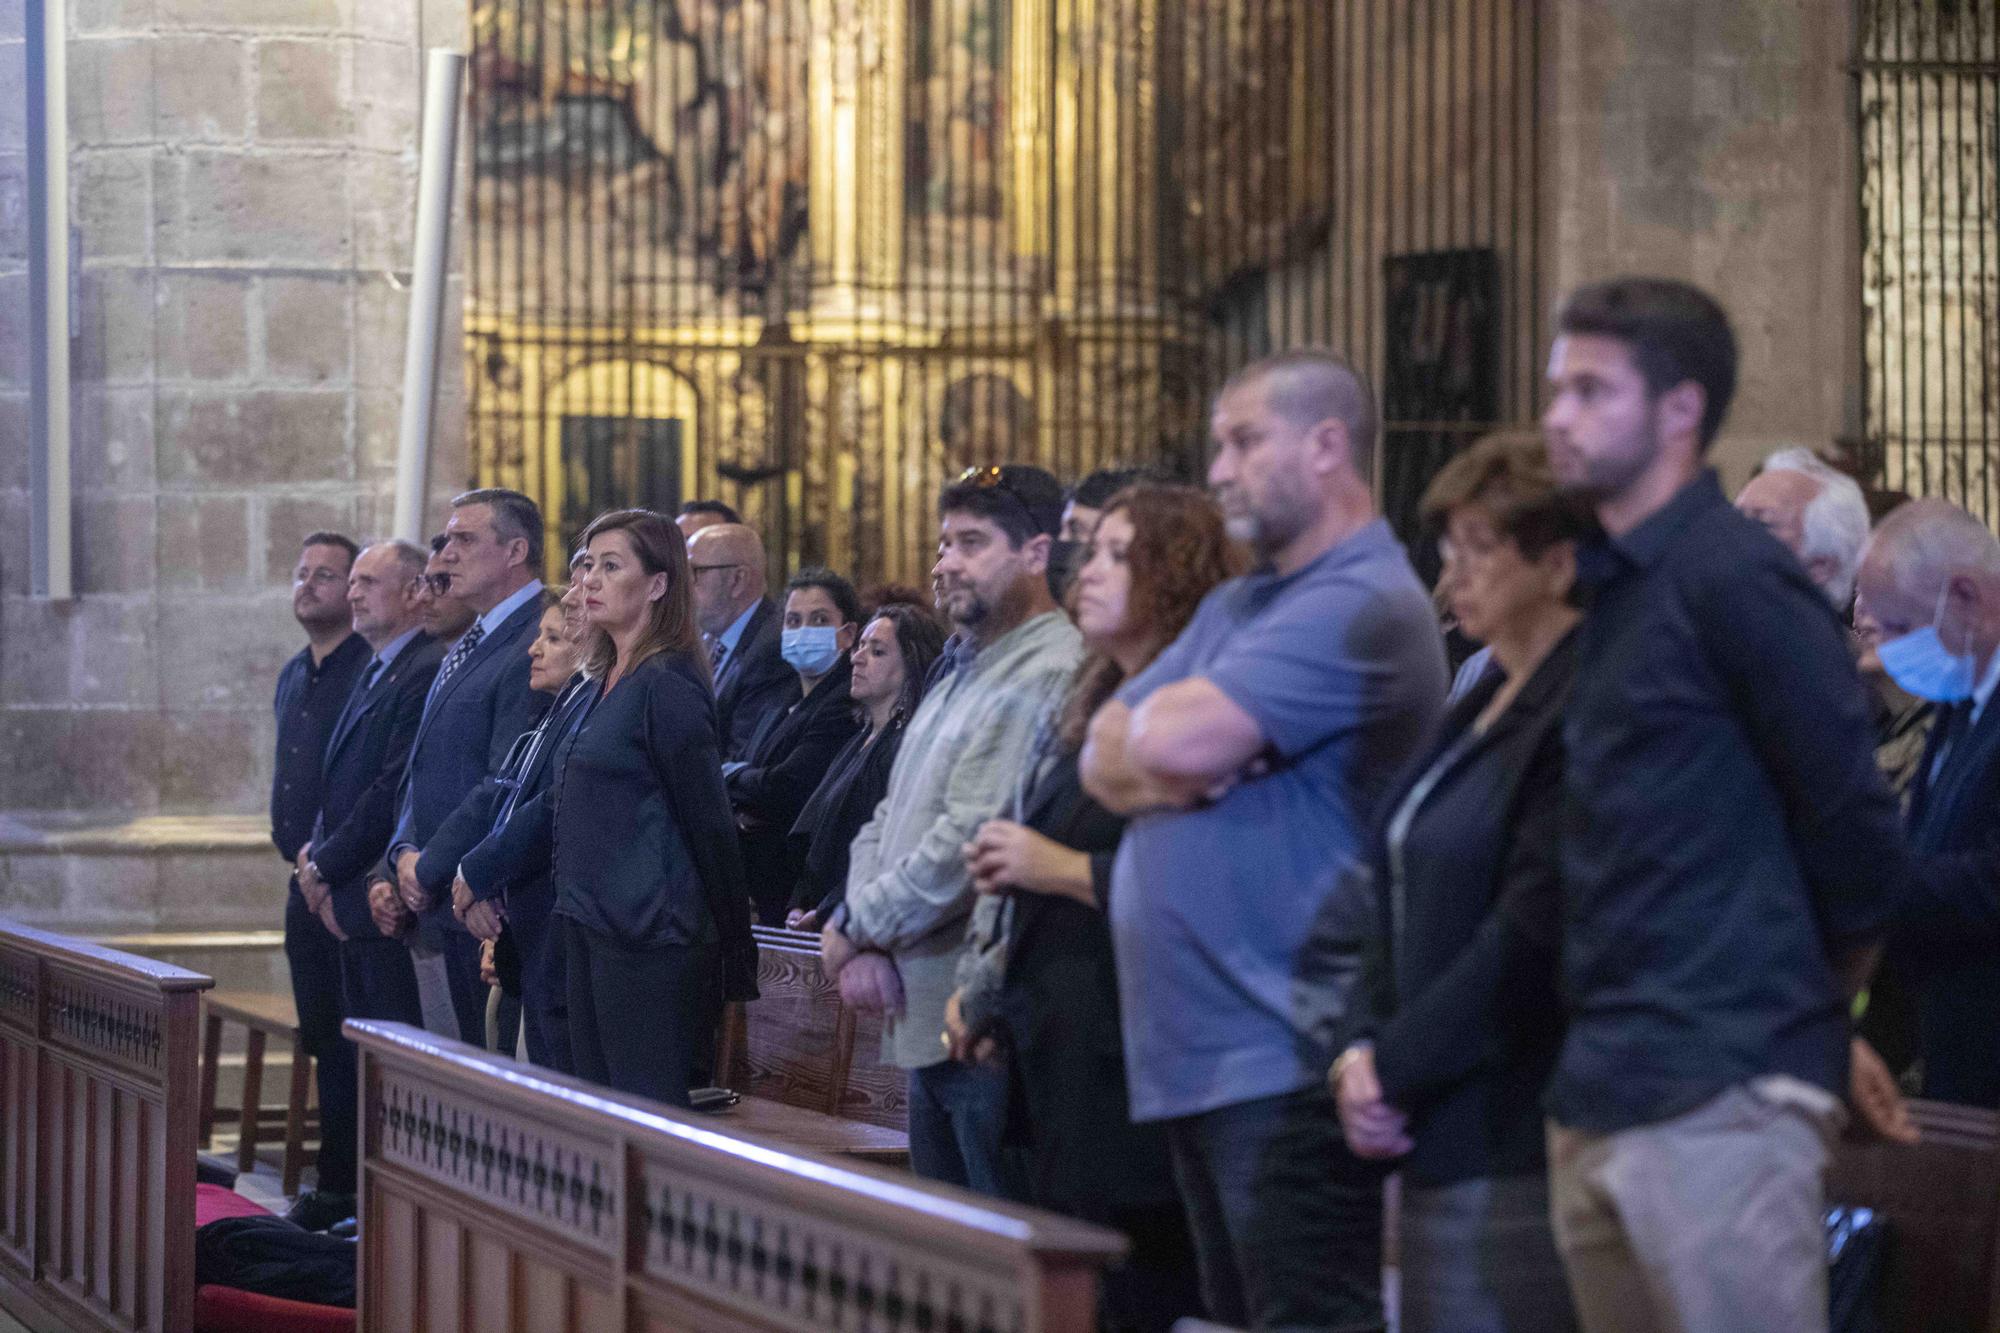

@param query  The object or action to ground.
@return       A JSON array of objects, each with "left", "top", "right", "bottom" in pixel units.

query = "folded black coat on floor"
[{"left": 194, "top": 1215, "right": 357, "bottom": 1308}]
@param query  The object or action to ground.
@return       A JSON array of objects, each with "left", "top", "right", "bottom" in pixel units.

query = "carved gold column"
[{"left": 809, "top": 0, "right": 903, "bottom": 320}]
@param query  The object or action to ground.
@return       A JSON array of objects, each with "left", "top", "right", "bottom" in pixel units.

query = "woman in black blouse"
[
  {"left": 1330, "top": 433, "right": 1588, "bottom": 1333},
  {"left": 950, "top": 484, "right": 1236, "bottom": 1333},
  {"left": 783, "top": 604, "right": 945, "bottom": 929},
  {"left": 554, "top": 508, "right": 758, "bottom": 1106}
]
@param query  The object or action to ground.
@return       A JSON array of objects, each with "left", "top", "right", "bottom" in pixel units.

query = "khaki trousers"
[{"left": 1547, "top": 1082, "right": 1838, "bottom": 1333}]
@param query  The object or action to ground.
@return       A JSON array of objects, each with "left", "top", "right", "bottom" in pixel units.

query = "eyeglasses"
[
  {"left": 690, "top": 563, "right": 744, "bottom": 577},
  {"left": 423, "top": 573, "right": 452, "bottom": 594}
]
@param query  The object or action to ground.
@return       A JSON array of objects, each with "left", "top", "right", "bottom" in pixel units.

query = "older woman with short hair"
[{"left": 1332, "top": 432, "right": 1591, "bottom": 1333}]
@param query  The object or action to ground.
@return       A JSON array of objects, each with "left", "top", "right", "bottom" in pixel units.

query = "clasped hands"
[
  {"left": 293, "top": 844, "right": 347, "bottom": 942},
  {"left": 1330, "top": 1044, "right": 1412, "bottom": 1160},
  {"left": 450, "top": 872, "right": 507, "bottom": 941},
  {"left": 818, "top": 923, "right": 905, "bottom": 1018}
]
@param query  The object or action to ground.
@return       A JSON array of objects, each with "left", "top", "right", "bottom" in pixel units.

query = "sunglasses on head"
[{"left": 956, "top": 465, "right": 1043, "bottom": 529}]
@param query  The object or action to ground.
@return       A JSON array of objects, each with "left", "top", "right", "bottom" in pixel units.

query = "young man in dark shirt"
[
  {"left": 1541, "top": 278, "right": 1909, "bottom": 1333},
  {"left": 270, "top": 531, "right": 367, "bottom": 1227}
]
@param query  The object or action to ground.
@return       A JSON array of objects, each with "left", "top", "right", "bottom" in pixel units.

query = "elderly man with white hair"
[
  {"left": 1735, "top": 447, "right": 1873, "bottom": 609},
  {"left": 1853, "top": 497, "right": 2000, "bottom": 1109}
]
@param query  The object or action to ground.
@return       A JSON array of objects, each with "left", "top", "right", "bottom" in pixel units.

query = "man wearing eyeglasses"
[
  {"left": 415, "top": 534, "right": 478, "bottom": 645},
  {"left": 270, "top": 531, "right": 369, "bottom": 1223},
  {"left": 688, "top": 522, "right": 797, "bottom": 761}
]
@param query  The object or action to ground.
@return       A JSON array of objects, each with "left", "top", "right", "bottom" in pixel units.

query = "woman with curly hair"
[{"left": 947, "top": 483, "right": 1238, "bottom": 1332}]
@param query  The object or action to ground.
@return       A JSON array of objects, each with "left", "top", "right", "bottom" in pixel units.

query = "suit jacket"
[
  {"left": 1344, "top": 632, "right": 1572, "bottom": 1185},
  {"left": 390, "top": 594, "right": 549, "bottom": 923},
  {"left": 313, "top": 634, "right": 447, "bottom": 938},
  {"left": 439, "top": 676, "right": 597, "bottom": 906},
  {"left": 1887, "top": 694, "right": 2000, "bottom": 1106},
  {"left": 715, "top": 599, "right": 800, "bottom": 762},
  {"left": 728, "top": 657, "right": 860, "bottom": 922}
]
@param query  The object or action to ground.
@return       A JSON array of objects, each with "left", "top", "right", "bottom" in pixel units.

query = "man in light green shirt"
[{"left": 822, "top": 465, "right": 1082, "bottom": 1197}]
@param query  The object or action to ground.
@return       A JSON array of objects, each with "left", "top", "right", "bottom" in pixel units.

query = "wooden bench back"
[
  {"left": 349, "top": 1019, "right": 1122, "bottom": 1332},
  {"left": 1827, "top": 1098, "right": 2000, "bottom": 1331},
  {"left": 716, "top": 927, "right": 905, "bottom": 1130},
  {"left": 0, "top": 917, "right": 213, "bottom": 1333}
]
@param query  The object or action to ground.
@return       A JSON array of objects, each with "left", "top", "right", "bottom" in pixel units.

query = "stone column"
[{"left": 1543, "top": 0, "right": 1860, "bottom": 486}]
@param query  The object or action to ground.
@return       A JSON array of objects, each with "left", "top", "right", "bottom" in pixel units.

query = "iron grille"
[
  {"left": 1856, "top": 0, "right": 2000, "bottom": 520},
  {"left": 465, "top": 0, "right": 1544, "bottom": 585}
]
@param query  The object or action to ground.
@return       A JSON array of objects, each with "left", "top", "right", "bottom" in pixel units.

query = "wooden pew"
[
  {"left": 1826, "top": 1097, "right": 2000, "bottom": 1331},
  {"left": 348, "top": 1018, "right": 1125, "bottom": 1331},
  {"left": 0, "top": 917, "right": 214, "bottom": 1333},
  {"left": 712, "top": 926, "right": 909, "bottom": 1161}
]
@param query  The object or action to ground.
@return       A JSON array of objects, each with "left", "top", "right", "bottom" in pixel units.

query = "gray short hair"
[
  {"left": 363, "top": 538, "right": 429, "bottom": 584},
  {"left": 450, "top": 487, "right": 545, "bottom": 569},
  {"left": 1866, "top": 496, "right": 2000, "bottom": 607},
  {"left": 1759, "top": 448, "right": 1871, "bottom": 607}
]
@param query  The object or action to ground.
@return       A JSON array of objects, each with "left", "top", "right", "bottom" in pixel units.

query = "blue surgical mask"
[
  {"left": 1878, "top": 586, "right": 1976, "bottom": 703},
  {"left": 781, "top": 626, "right": 844, "bottom": 677}
]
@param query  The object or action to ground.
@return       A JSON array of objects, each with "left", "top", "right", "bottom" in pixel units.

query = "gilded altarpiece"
[{"left": 464, "top": 0, "right": 1546, "bottom": 582}]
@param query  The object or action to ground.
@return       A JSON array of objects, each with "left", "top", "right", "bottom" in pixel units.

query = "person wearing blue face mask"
[
  {"left": 726, "top": 568, "right": 864, "bottom": 924},
  {"left": 1854, "top": 498, "right": 2000, "bottom": 1109}
]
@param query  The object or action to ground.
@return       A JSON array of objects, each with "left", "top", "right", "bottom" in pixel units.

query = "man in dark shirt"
[
  {"left": 272, "top": 532, "right": 367, "bottom": 864},
  {"left": 1542, "top": 278, "right": 1908, "bottom": 1333},
  {"left": 270, "top": 531, "right": 367, "bottom": 1221}
]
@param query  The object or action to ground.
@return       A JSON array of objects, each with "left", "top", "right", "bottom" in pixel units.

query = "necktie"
[
  {"left": 431, "top": 621, "right": 486, "bottom": 703},
  {"left": 709, "top": 634, "right": 731, "bottom": 683},
  {"left": 327, "top": 656, "right": 385, "bottom": 755},
  {"left": 1930, "top": 698, "right": 1975, "bottom": 787}
]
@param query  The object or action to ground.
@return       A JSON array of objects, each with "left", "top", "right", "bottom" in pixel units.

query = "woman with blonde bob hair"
[{"left": 548, "top": 508, "right": 758, "bottom": 1104}]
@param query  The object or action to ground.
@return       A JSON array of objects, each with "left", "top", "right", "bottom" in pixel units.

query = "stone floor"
[{"left": 206, "top": 1124, "right": 312, "bottom": 1215}]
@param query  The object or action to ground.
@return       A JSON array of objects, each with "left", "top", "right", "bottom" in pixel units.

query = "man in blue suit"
[
  {"left": 383, "top": 488, "right": 550, "bottom": 1045},
  {"left": 1856, "top": 498, "right": 2000, "bottom": 1108},
  {"left": 287, "top": 538, "right": 442, "bottom": 1229}
]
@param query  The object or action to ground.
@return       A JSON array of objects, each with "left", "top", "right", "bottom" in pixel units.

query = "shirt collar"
[
  {"left": 371, "top": 625, "right": 423, "bottom": 672},
  {"left": 1249, "top": 518, "right": 1397, "bottom": 586},
  {"left": 958, "top": 609, "right": 1071, "bottom": 678},
  {"left": 1973, "top": 646, "right": 2000, "bottom": 723},
  {"left": 1607, "top": 470, "right": 1726, "bottom": 571},
  {"left": 716, "top": 599, "right": 760, "bottom": 657},
  {"left": 477, "top": 580, "right": 544, "bottom": 638}
]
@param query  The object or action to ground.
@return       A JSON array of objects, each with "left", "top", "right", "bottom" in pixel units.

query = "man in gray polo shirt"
[{"left": 1085, "top": 351, "right": 1446, "bottom": 1331}]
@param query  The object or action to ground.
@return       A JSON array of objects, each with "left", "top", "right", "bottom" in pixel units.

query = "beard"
[
  {"left": 1549, "top": 410, "right": 1660, "bottom": 502},
  {"left": 1218, "top": 484, "right": 1311, "bottom": 561},
  {"left": 941, "top": 582, "right": 993, "bottom": 628}
]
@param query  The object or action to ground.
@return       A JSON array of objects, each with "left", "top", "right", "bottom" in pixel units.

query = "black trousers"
[
  {"left": 338, "top": 934, "right": 425, "bottom": 1027},
  {"left": 562, "top": 918, "right": 718, "bottom": 1108},
  {"left": 282, "top": 888, "right": 355, "bottom": 1195},
  {"left": 438, "top": 926, "right": 488, "bottom": 1047},
  {"left": 508, "top": 887, "right": 571, "bottom": 1074},
  {"left": 1164, "top": 1084, "right": 1386, "bottom": 1332}
]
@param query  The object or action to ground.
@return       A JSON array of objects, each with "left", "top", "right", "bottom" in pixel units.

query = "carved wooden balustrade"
[
  {"left": 349, "top": 1019, "right": 1127, "bottom": 1332},
  {"left": 0, "top": 917, "right": 213, "bottom": 1333}
]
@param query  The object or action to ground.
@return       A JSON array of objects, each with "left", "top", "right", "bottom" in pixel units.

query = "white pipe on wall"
[
  {"left": 27, "top": 0, "right": 72, "bottom": 600},
  {"left": 392, "top": 48, "right": 468, "bottom": 544}
]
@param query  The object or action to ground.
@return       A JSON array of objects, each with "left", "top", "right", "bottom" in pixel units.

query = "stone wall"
[
  {"left": 0, "top": 0, "right": 467, "bottom": 933},
  {"left": 1544, "top": 0, "right": 1859, "bottom": 488}
]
